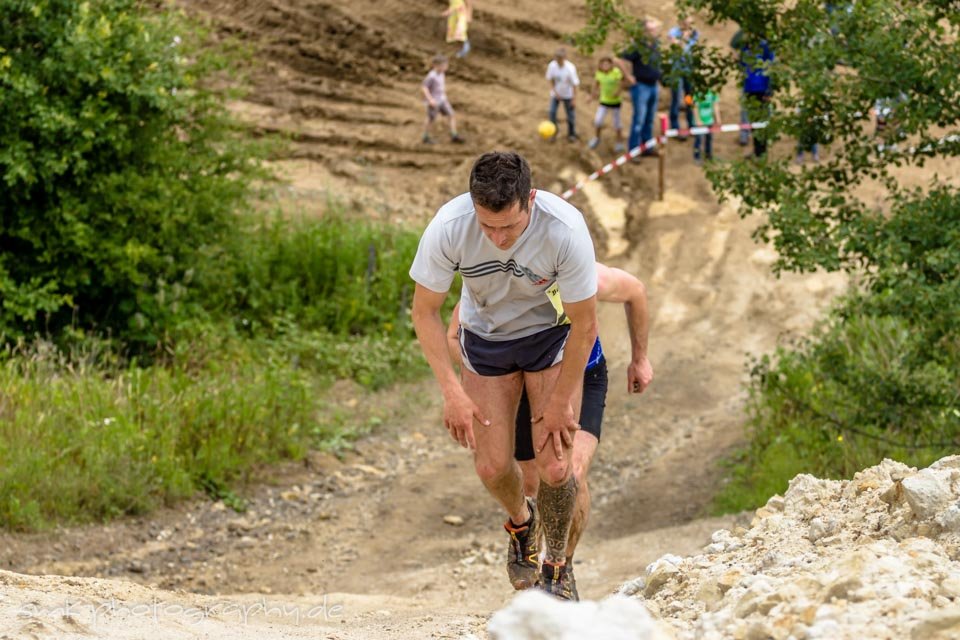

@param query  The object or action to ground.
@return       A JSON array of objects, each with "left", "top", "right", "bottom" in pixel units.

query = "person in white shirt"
[
  {"left": 410, "top": 151, "right": 599, "bottom": 600},
  {"left": 545, "top": 48, "right": 581, "bottom": 142}
]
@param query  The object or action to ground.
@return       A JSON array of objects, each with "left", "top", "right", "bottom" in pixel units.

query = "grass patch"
[
  {"left": 0, "top": 329, "right": 428, "bottom": 531},
  {"left": 0, "top": 209, "right": 441, "bottom": 531},
  {"left": 195, "top": 210, "right": 424, "bottom": 338}
]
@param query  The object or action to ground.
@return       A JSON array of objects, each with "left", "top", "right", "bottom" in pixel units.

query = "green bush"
[
  {"left": 0, "top": 0, "right": 267, "bottom": 345},
  {"left": 714, "top": 188, "right": 960, "bottom": 513},
  {"left": 0, "top": 1, "right": 451, "bottom": 530},
  {"left": 194, "top": 211, "right": 423, "bottom": 338},
  {"left": 714, "top": 313, "right": 958, "bottom": 514},
  {"left": 0, "top": 205, "right": 439, "bottom": 530}
]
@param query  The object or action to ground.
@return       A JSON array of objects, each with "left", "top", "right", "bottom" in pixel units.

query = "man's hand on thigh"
[
  {"left": 443, "top": 388, "right": 488, "bottom": 449},
  {"left": 533, "top": 403, "right": 579, "bottom": 460},
  {"left": 525, "top": 366, "right": 583, "bottom": 463}
]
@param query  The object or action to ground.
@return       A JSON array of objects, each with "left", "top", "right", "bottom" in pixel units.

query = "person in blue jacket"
[{"left": 731, "top": 30, "right": 774, "bottom": 157}]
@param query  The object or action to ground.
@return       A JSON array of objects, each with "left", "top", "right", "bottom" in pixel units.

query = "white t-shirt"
[
  {"left": 422, "top": 69, "right": 446, "bottom": 103},
  {"left": 546, "top": 60, "right": 580, "bottom": 100},
  {"left": 409, "top": 190, "right": 597, "bottom": 341}
]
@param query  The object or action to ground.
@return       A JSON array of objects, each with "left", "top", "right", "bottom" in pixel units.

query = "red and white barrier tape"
[
  {"left": 664, "top": 122, "right": 769, "bottom": 138},
  {"left": 560, "top": 120, "right": 769, "bottom": 201},
  {"left": 561, "top": 137, "right": 660, "bottom": 200}
]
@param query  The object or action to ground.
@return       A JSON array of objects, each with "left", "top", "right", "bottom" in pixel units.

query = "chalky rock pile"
[
  {"left": 489, "top": 457, "right": 960, "bottom": 640},
  {"left": 487, "top": 590, "right": 673, "bottom": 640},
  {"left": 621, "top": 456, "right": 960, "bottom": 640}
]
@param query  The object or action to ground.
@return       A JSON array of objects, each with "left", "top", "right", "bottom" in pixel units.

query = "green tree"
[
  {"left": 575, "top": 0, "right": 960, "bottom": 274},
  {"left": 0, "top": 0, "right": 267, "bottom": 345},
  {"left": 575, "top": 0, "right": 960, "bottom": 496}
]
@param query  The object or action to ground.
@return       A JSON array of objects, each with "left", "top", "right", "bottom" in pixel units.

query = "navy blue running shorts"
[{"left": 459, "top": 325, "right": 571, "bottom": 376}]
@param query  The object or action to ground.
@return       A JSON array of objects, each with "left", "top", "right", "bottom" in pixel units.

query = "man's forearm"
[
  {"left": 413, "top": 310, "right": 463, "bottom": 399},
  {"left": 550, "top": 319, "right": 597, "bottom": 403},
  {"left": 625, "top": 286, "right": 649, "bottom": 362}
]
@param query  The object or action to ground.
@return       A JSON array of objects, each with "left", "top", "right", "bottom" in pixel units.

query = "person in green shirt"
[
  {"left": 587, "top": 57, "right": 625, "bottom": 152},
  {"left": 693, "top": 90, "right": 721, "bottom": 162}
]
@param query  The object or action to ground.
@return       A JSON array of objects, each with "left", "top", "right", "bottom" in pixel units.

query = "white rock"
[
  {"left": 644, "top": 556, "right": 683, "bottom": 597},
  {"left": 930, "top": 456, "right": 960, "bottom": 471},
  {"left": 902, "top": 470, "right": 954, "bottom": 520},
  {"left": 707, "top": 530, "right": 743, "bottom": 554},
  {"left": 487, "top": 591, "right": 674, "bottom": 640},
  {"left": 785, "top": 474, "right": 842, "bottom": 515},
  {"left": 910, "top": 608, "right": 960, "bottom": 640},
  {"left": 765, "top": 495, "right": 786, "bottom": 512},
  {"left": 808, "top": 517, "right": 839, "bottom": 543},
  {"left": 936, "top": 504, "right": 960, "bottom": 532},
  {"left": 940, "top": 576, "right": 960, "bottom": 599},
  {"left": 617, "top": 576, "right": 646, "bottom": 597}
]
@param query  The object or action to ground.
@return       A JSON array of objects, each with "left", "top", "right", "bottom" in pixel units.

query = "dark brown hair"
[{"left": 469, "top": 152, "right": 532, "bottom": 213}]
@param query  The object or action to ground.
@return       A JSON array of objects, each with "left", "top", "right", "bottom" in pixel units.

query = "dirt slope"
[{"left": 0, "top": 1, "right": 854, "bottom": 638}]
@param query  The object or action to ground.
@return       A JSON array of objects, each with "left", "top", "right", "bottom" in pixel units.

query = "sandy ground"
[{"left": 0, "top": 1, "right": 863, "bottom": 637}]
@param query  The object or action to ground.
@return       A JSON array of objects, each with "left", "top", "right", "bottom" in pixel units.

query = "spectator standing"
[
  {"left": 546, "top": 48, "right": 581, "bottom": 142},
  {"left": 692, "top": 89, "right": 720, "bottom": 163},
  {"left": 731, "top": 30, "right": 774, "bottom": 157},
  {"left": 874, "top": 92, "right": 907, "bottom": 144},
  {"left": 667, "top": 15, "right": 699, "bottom": 140},
  {"left": 587, "top": 56, "right": 625, "bottom": 152},
  {"left": 617, "top": 18, "right": 662, "bottom": 156},
  {"left": 421, "top": 54, "right": 466, "bottom": 144}
]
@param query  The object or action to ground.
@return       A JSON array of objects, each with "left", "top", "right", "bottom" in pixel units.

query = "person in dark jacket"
[
  {"left": 731, "top": 30, "right": 774, "bottom": 156},
  {"left": 616, "top": 18, "right": 662, "bottom": 155}
]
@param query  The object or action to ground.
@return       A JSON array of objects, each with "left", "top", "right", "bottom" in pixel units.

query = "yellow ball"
[{"left": 538, "top": 120, "right": 557, "bottom": 139}]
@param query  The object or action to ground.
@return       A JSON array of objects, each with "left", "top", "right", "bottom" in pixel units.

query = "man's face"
[
  {"left": 475, "top": 194, "right": 533, "bottom": 250},
  {"left": 599, "top": 59, "right": 612, "bottom": 72},
  {"left": 555, "top": 54, "right": 566, "bottom": 66}
]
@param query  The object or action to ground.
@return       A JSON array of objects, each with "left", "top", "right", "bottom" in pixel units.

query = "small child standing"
[
  {"left": 588, "top": 56, "right": 625, "bottom": 152},
  {"left": 545, "top": 48, "right": 580, "bottom": 142},
  {"left": 421, "top": 54, "right": 465, "bottom": 144},
  {"left": 693, "top": 89, "right": 720, "bottom": 163}
]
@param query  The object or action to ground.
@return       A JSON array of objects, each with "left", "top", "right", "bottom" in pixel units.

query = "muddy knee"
[{"left": 538, "top": 458, "right": 573, "bottom": 487}]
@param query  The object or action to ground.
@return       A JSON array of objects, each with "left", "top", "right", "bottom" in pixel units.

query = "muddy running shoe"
[
  {"left": 587, "top": 137, "right": 600, "bottom": 150},
  {"left": 539, "top": 560, "right": 576, "bottom": 600},
  {"left": 451, "top": 133, "right": 466, "bottom": 144},
  {"left": 504, "top": 497, "right": 539, "bottom": 590},
  {"left": 422, "top": 134, "right": 436, "bottom": 145},
  {"left": 563, "top": 561, "right": 580, "bottom": 601}
]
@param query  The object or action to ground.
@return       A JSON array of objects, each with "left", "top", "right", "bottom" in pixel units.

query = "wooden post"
[{"left": 658, "top": 114, "right": 667, "bottom": 201}]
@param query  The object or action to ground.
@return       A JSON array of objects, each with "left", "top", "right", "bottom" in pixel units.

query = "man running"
[
  {"left": 410, "top": 151, "right": 598, "bottom": 599},
  {"left": 446, "top": 262, "right": 653, "bottom": 599}
]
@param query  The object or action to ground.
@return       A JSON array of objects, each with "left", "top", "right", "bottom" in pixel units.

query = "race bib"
[{"left": 545, "top": 282, "right": 571, "bottom": 326}]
